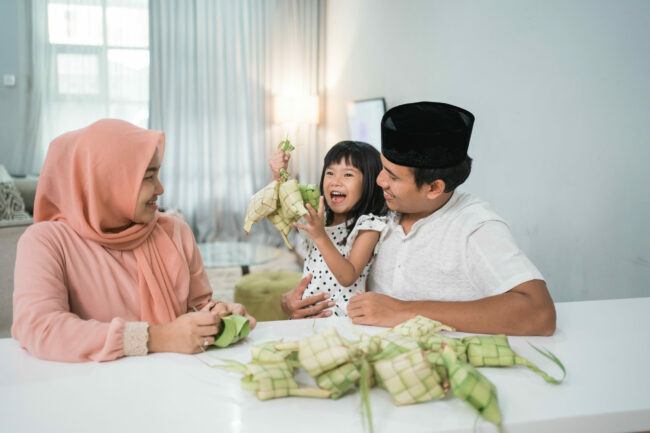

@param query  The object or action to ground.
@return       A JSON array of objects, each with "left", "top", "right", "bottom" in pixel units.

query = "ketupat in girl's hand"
[
  {"left": 269, "top": 148, "right": 290, "bottom": 181},
  {"left": 294, "top": 196, "right": 327, "bottom": 242}
]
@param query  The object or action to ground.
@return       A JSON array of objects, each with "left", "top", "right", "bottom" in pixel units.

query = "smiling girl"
[{"left": 271, "top": 141, "right": 387, "bottom": 317}]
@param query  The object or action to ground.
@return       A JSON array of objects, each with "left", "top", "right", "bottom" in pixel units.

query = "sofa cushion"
[
  {"left": 234, "top": 271, "right": 302, "bottom": 321},
  {"left": 0, "top": 165, "right": 30, "bottom": 221},
  {"left": 0, "top": 221, "right": 31, "bottom": 337}
]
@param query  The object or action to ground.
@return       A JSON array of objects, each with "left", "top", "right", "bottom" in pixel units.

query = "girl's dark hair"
[{"left": 319, "top": 141, "right": 387, "bottom": 245}]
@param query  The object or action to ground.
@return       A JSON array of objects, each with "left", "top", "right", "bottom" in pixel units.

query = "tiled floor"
[{"left": 205, "top": 248, "right": 302, "bottom": 302}]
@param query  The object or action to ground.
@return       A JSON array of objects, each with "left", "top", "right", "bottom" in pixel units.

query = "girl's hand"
[
  {"left": 294, "top": 196, "right": 327, "bottom": 242},
  {"left": 269, "top": 148, "right": 290, "bottom": 181}
]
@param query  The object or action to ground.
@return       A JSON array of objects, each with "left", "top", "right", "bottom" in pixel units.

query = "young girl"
[{"left": 271, "top": 141, "right": 387, "bottom": 317}]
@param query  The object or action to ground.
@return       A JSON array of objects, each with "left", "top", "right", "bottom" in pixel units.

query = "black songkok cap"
[{"left": 381, "top": 102, "right": 475, "bottom": 168}]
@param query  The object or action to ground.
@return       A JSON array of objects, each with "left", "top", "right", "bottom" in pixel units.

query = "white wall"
[{"left": 324, "top": 0, "right": 650, "bottom": 302}]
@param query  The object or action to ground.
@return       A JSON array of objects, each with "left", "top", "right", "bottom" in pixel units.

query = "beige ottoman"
[{"left": 234, "top": 271, "right": 302, "bottom": 322}]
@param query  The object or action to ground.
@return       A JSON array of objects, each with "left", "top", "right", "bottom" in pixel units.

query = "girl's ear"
[{"left": 425, "top": 180, "right": 446, "bottom": 199}]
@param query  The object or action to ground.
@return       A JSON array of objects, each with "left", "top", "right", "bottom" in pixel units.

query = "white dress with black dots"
[{"left": 302, "top": 213, "right": 387, "bottom": 317}]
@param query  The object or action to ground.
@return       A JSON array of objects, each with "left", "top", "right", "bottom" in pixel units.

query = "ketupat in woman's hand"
[
  {"left": 147, "top": 302, "right": 256, "bottom": 354},
  {"left": 215, "top": 301, "right": 257, "bottom": 330},
  {"left": 148, "top": 306, "right": 222, "bottom": 354},
  {"left": 294, "top": 196, "right": 327, "bottom": 242}
]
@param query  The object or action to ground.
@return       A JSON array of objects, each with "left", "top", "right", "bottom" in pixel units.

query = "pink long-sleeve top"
[{"left": 12, "top": 214, "right": 212, "bottom": 362}]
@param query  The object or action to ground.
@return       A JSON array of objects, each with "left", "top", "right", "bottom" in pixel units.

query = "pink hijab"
[{"left": 34, "top": 119, "right": 185, "bottom": 324}]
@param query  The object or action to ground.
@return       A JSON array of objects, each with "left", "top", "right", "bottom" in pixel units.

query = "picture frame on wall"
[{"left": 346, "top": 97, "right": 386, "bottom": 150}]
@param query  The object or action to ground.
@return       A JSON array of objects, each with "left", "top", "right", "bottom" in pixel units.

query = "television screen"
[{"left": 347, "top": 98, "right": 386, "bottom": 151}]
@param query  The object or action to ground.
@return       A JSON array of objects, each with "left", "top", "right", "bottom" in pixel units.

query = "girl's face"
[
  {"left": 323, "top": 159, "right": 363, "bottom": 222},
  {"left": 134, "top": 150, "right": 164, "bottom": 224}
]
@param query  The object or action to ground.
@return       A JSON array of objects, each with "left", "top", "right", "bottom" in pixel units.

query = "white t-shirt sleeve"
[{"left": 465, "top": 220, "right": 544, "bottom": 297}]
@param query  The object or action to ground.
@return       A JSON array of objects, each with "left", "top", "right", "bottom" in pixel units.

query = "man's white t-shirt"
[{"left": 368, "top": 191, "right": 544, "bottom": 301}]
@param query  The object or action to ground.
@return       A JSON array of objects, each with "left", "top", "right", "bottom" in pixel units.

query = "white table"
[{"left": 1, "top": 298, "right": 649, "bottom": 433}]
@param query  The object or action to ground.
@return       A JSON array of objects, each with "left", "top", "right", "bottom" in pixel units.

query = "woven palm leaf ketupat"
[
  {"left": 441, "top": 345, "right": 502, "bottom": 428},
  {"left": 297, "top": 328, "right": 353, "bottom": 377},
  {"left": 243, "top": 181, "right": 279, "bottom": 233},
  {"left": 373, "top": 348, "right": 446, "bottom": 405},
  {"left": 462, "top": 335, "right": 566, "bottom": 384},
  {"left": 251, "top": 341, "right": 298, "bottom": 366},
  {"left": 317, "top": 362, "right": 361, "bottom": 399},
  {"left": 242, "top": 139, "right": 321, "bottom": 249},
  {"left": 241, "top": 362, "right": 330, "bottom": 400},
  {"left": 218, "top": 315, "right": 565, "bottom": 431},
  {"left": 392, "top": 315, "right": 455, "bottom": 338},
  {"left": 299, "top": 183, "right": 320, "bottom": 209}
]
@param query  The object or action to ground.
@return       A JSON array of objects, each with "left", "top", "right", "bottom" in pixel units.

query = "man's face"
[{"left": 376, "top": 155, "right": 433, "bottom": 214}]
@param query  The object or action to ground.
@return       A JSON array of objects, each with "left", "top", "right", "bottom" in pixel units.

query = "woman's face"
[
  {"left": 134, "top": 150, "right": 164, "bottom": 224},
  {"left": 322, "top": 159, "right": 363, "bottom": 220}
]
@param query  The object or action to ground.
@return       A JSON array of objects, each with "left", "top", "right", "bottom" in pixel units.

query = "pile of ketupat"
[
  {"left": 217, "top": 316, "right": 565, "bottom": 433},
  {"left": 243, "top": 139, "right": 320, "bottom": 249}
]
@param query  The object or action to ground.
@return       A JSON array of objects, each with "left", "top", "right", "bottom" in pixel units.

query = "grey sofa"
[{"left": 0, "top": 177, "right": 37, "bottom": 337}]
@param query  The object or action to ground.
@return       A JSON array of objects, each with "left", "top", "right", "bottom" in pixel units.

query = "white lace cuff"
[{"left": 123, "top": 321, "right": 149, "bottom": 356}]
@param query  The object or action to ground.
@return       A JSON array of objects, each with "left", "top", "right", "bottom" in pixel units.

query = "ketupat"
[
  {"left": 462, "top": 335, "right": 566, "bottom": 384},
  {"left": 218, "top": 315, "right": 565, "bottom": 431},
  {"left": 243, "top": 138, "right": 321, "bottom": 249},
  {"left": 317, "top": 362, "right": 361, "bottom": 399},
  {"left": 299, "top": 183, "right": 320, "bottom": 210},
  {"left": 373, "top": 348, "right": 446, "bottom": 405},
  {"left": 441, "top": 345, "right": 503, "bottom": 429},
  {"left": 241, "top": 362, "right": 330, "bottom": 400},
  {"left": 251, "top": 341, "right": 298, "bottom": 366},
  {"left": 391, "top": 315, "right": 455, "bottom": 338},
  {"left": 297, "top": 328, "right": 353, "bottom": 377},
  {"left": 243, "top": 181, "right": 279, "bottom": 233},
  {"left": 278, "top": 178, "right": 308, "bottom": 220}
]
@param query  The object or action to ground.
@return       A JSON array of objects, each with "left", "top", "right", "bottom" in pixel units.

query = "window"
[{"left": 46, "top": 0, "right": 149, "bottom": 128}]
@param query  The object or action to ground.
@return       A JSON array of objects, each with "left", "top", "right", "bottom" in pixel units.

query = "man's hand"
[
  {"left": 281, "top": 274, "right": 334, "bottom": 319},
  {"left": 347, "top": 292, "right": 411, "bottom": 327}
]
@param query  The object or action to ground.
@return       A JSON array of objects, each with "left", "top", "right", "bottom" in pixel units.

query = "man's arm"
[{"left": 347, "top": 279, "right": 556, "bottom": 336}]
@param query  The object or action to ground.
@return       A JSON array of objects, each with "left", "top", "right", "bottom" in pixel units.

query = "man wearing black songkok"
[{"left": 283, "top": 102, "right": 556, "bottom": 336}]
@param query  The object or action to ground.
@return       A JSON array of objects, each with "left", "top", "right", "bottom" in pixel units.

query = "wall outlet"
[{"left": 3, "top": 74, "right": 16, "bottom": 87}]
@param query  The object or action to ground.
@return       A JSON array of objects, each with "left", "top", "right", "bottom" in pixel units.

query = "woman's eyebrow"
[{"left": 145, "top": 165, "right": 160, "bottom": 172}]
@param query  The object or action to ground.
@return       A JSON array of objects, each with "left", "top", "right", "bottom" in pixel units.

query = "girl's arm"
[
  {"left": 269, "top": 148, "right": 290, "bottom": 181},
  {"left": 295, "top": 198, "right": 380, "bottom": 287}
]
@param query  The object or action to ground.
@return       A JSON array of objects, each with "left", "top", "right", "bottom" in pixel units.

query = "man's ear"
[{"left": 424, "top": 179, "right": 446, "bottom": 199}]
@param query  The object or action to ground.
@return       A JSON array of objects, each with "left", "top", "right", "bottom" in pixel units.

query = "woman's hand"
[
  {"left": 148, "top": 304, "right": 221, "bottom": 354},
  {"left": 269, "top": 148, "right": 290, "bottom": 181},
  {"left": 281, "top": 274, "right": 334, "bottom": 319},
  {"left": 148, "top": 302, "right": 257, "bottom": 354},
  {"left": 294, "top": 197, "right": 327, "bottom": 242},
  {"left": 216, "top": 301, "right": 257, "bottom": 330}
]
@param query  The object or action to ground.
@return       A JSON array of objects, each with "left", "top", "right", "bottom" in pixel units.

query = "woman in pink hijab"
[{"left": 12, "top": 119, "right": 256, "bottom": 362}]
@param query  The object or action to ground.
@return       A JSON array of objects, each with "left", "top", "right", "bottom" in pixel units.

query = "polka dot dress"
[{"left": 302, "top": 214, "right": 387, "bottom": 317}]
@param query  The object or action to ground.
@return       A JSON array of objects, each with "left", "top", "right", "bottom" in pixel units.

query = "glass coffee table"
[{"left": 197, "top": 241, "right": 281, "bottom": 275}]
